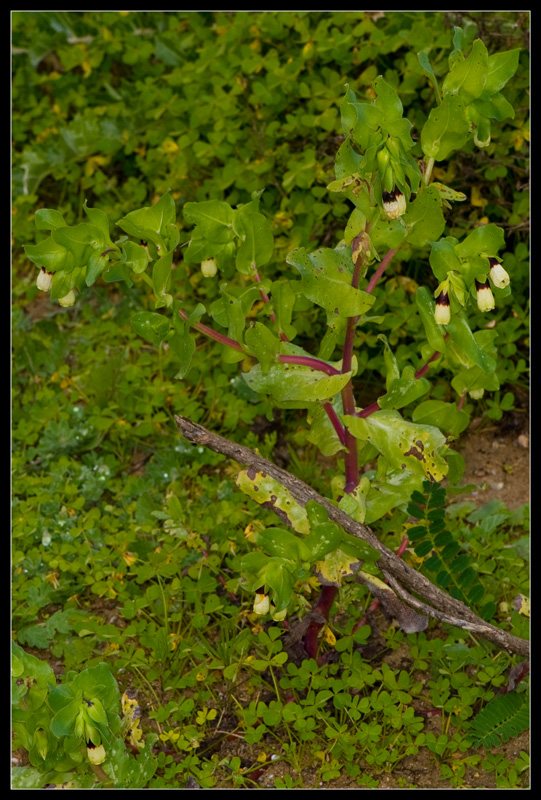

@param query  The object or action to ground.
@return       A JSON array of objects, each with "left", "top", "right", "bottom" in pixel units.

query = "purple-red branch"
[
  {"left": 178, "top": 307, "right": 244, "bottom": 352},
  {"left": 323, "top": 402, "right": 347, "bottom": 445},
  {"left": 366, "top": 248, "right": 399, "bottom": 295},
  {"left": 278, "top": 354, "right": 341, "bottom": 376}
]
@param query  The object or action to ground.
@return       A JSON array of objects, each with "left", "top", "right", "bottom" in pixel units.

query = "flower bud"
[
  {"left": 201, "top": 258, "right": 217, "bottom": 278},
  {"left": 488, "top": 257, "right": 510, "bottom": 289},
  {"left": 34, "top": 728, "right": 48, "bottom": 760},
  {"left": 469, "top": 387, "right": 484, "bottom": 400},
  {"left": 58, "top": 290, "right": 76, "bottom": 307},
  {"left": 36, "top": 268, "right": 54, "bottom": 292},
  {"left": 253, "top": 592, "right": 270, "bottom": 616},
  {"left": 475, "top": 279, "right": 495, "bottom": 312},
  {"left": 382, "top": 188, "right": 406, "bottom": 219},
  {"left": 434, "top": 289, "right": 451, "bottom": 325},
  {"left": 271, "top": 607, "right": 287, "bottom": 622},
  {"left": 86, "top": 741, "right": 106, "bottom": 765}
]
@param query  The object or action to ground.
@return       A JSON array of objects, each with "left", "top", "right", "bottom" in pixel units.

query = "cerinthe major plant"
[{"left": 22, "top": 29, "right": 527, "bottom": 661}]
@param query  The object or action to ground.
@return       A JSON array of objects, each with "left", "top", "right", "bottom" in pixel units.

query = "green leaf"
[
  {"left": 378, "top": 366, "right": 431, "bottom": 411},
  {"left": 245, "top": 323, "right": 281, "bottom": 374},
  {"left": 345, "top": 409, "right": 448, "bottom": 482},
  {"left": 315, "top": 547, "right": 362, "bottom": 587},
  {"left": 451, "top": 365, "right": 499, "bottom": 397},
  {"left": 85, "top": 251, "right": 108, "bottom": 286},
  {"left": 446, "top": 314, "right": 496, "bottom": 373},
  {"left": 50, "top": 698, "right": 81, "bottom": 737},
  {"left": 412, "top": 400, "right": 470, "bottom": 438},
  {"left": 454, "top": 224, "right": 505, "bottom": 259},
  {"left": 442, "top": 39, "right": 488, "bottom": 104},
  {"left": 484, "top": 48, "right": 520, "bottom": 95},
  {"left": 417, "top": 51, "right": 441, "bottom": 101},
  {"left": 233, "top": 208, "right": 274, "bottom": 275},
  {"left": 121, "top": 241, "right": 150, "bottom": 274},
  {"left": 256, "top": 527, "right": 311, "bottom": 563},
  {"left": 416, "top": 286, "right": 447, "bottom": 352},
  {"left": 131, "top": 311, "right": 171, "bottom": 347},
  {"left": 340, "top": 84, "right": 383, "bottom": 151},
  {"left": 117, "top": 193, "right": 176, "bottom": 249},
  {"left": 50, "top": 268, "right": 77, "bottom": 300},
  {"left": 270, "top": 280, "right": 297, "bottom": 341},
  {"left": 24, "top": 237, "right": 75, "bottom": 273},
  {"left": 306, "top": 402, "right": 345, "bottom": 457},
  {"left": 183, "top": 199, "right": 233, "bottom": 243},
  {"left": 404, "top": 186, "right": 445, "bottom": 247},
  {"left": 51, "top": 223, "right": 105, "bottom": 270},
  {"left": 260, "top": 560, "right": 295, "bottom": 613},
  {"left": 286, "top": 246, "right": 375, "bottom": 328},
  {"left": 35, "top": 208, "right": 67, "bottom": 231},
  {"left": 183, "top": 232, "right": 228, "bottom": 264},
  {"left": 373, "top": 75, "right": 403, "bottom": 122},
  {"left": 378, "top": 334, "right": 400, "bottom": 391},
  {"left": 421, "top": 93, "right": 470, "bottom": 161},
  {"left": 83, "top": 202, "right": 117, "bottom": 249},
  {"left": 430, "top": 238, "right": 463, "bottom": 281},
  {"left": 11, "top": 767, "right": 53, "bottom": 789},
  {"left": 168, "top": 331, "right": 196, "bottom": 380},
  {"left": 152, "top": 249, "right": 174, "bottom": 309},
  {"left": 334, "top": 138, "right": 363, "bottom": 179},
  {"left": 468, "top": 693, "right": 529, "bottom": 749},
  {"left": 242, "top": 361, "right": 352, "bottom": 406},
  {"left": 236, "top": 469, "right": 309, "bottom": 534}
]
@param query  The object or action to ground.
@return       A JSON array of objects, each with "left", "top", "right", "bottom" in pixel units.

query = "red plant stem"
[
  {"left": 356, "top": 400, "right": 381, "bottom": 418},
  {"left": 303, "top": 584, "right": 339, "bottom": 662},
  {"left": 305, "top": 241, "right": 380, "bottom": 661},
  {"left": 323, "top": 402, "right": 347, "bottom": 445},
  {"left": 252, "top": 264, "right": 276, "bottom": 322},
  {"left": 414, "top": 333, "right": 449, "bottom": 378},
  {"left": 457, "top": 390, "right": 466, "bottom": 411},
  {"left": 178, "top": 307, "right": 244, "bottom": 352},
  {"left": 366, "top": 248, "right": 399, "bottom": 294},
  {"left": 278, "top": 354, "right": 341, "bottom": 376}
]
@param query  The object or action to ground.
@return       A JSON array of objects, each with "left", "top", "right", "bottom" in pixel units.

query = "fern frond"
[{"left": 469, "top": 693, "right": 529, "bottom": 749}]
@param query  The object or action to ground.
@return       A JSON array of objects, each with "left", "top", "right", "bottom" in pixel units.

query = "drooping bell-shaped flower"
[
  {"left": 201, "top": 258, "right": 217, "bottom": 278},
  {"left": 58, "top": 290, "right": 76, "bottom": 307},
  {"left": 382, "top": 188, "right": 406, "bottom": 219},
  {"left": 253, "top": 592, "right": 270, "bottom": 616},
  {"left": 488, "top": 257, "right": 510, "bottom": 289},
  {"left": 434, "top": 288, "right": 451, "bottom": 325},
  {"left": 36, "top": 268, "right": 54, "bottom": 292},
  {"left": 86, "top": 741, "right": 106, "bottom": 765},
  {"left": 475, "top": 279, "right": 495, "bottom": 312}
]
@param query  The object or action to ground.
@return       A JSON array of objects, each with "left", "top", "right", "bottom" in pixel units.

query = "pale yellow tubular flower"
[
  {"left": 36, "top": 268, "right": 54, "bottom": 292},
  {"left": 488, "top": 257, "right": 510, "bottom": 289},
  {"left": 475, "top": 279, "right": 495, "bottom": 312}
]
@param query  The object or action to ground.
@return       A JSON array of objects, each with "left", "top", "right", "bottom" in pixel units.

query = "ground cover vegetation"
[{"left": 12, "top": 11, "right": 529, "bottom": 789}]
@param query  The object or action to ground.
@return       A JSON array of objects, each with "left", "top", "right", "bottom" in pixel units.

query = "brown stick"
[{"left": 174, "top": 415, "right": 529, "bottom": 658}]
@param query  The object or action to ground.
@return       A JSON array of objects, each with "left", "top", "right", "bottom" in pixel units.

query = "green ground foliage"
[{"left": 12, "top": 11, "right": 529, "bottom": 789}]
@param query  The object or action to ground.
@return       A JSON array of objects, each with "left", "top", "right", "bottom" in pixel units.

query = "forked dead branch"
[{"left": 175, "top": 414, "right": 529, "bottom": 659}]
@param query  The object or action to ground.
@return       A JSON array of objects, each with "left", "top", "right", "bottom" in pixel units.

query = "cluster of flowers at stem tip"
[
  {"left": 36, "top": 267, "right": 75, "bottom": 306},
  {"left": 433, "top": 257, "right": 510, "bottom": 325}
]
